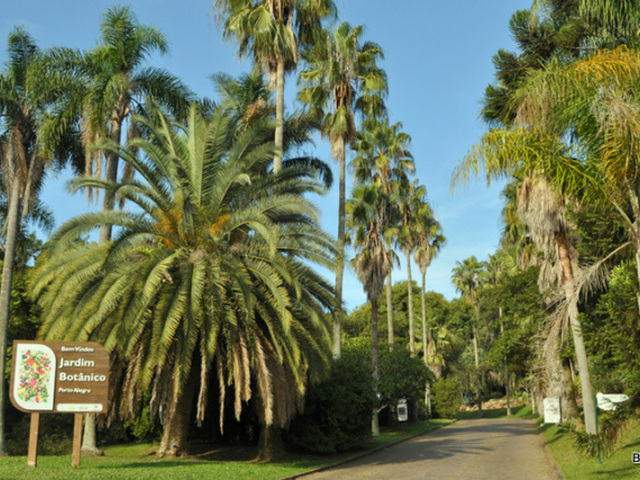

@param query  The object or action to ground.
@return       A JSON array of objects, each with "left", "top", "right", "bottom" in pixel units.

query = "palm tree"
[
  {"left": 452, "top": 256, "right": 486, "bottom": 417},
  {"left": 451, "top": 2, "right": 600, "bottom": 432},
  {"left": 213, "top": 0, "right": 336, "bottom": 174},
  {"left": 0, "top": 28, "right": 80, "bottom": 455},
  {"left": 33, "top": 104, "right": 336, "bottom": 458},
  {"left": 298, "top": 21, "right": 387, "bottom": 357},
  {"left": 414, "top": 210, "right": 445, "bottom": 366},
  {"left": 50, "top": 5, "right": 192, "bottom": 241},
  {"left": 352, "top": 118, "right": 414, "bottom": 351},
  {"left": 485, "top": 250, "right": 518, "bottom": 416},
  {"left": 397, "top": 179, "right": 431, "bottom": 356},
  {"left": 45, "top": 6, "right": 193, "bottom": 452},
  {"left": 347, "top": 183, "right": 392, "bottom": 436}
]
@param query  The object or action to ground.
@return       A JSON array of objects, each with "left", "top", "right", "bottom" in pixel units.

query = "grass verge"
[
  {"left": 538, "top": 416, "right": 640, "bottom": 479},
  {"left": 0, "top": 419, "right": 453, "bottom": 480}
]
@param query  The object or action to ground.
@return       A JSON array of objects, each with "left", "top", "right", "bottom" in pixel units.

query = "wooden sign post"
[
  {"left": 9, "top": 341, "right": 110, "bottom": 467},
  {"left": 71, "top": 413, "right": 83, "bottom": 467},
  {"left": 27, "top": 413, "right": 39, "bottom": 467}
]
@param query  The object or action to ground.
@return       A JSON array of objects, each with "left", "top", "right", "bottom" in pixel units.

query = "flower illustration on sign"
[
  {"left": 17, "top": 349, "right": 52, "bottom": 404},
  {"left": 12, "top": 343, "right": 56, "bottom": 411}
]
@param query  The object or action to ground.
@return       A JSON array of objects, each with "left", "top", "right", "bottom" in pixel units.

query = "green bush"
[
  {"left": 433, "top": 377, "right": 462, "bottom": 419},
  {"left": 285, "top": 346, "right": 376, "bottom": 453},
  {"left": 7, "top": 413, "right": 73, "bottom": 455},
  {"left": 379, "top": 348, "right": 433, "bottom": 422}
]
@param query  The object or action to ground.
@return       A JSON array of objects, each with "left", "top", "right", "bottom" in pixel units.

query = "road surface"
[{"left": 303, "top": 419, "right": 559, "bottom": 480}]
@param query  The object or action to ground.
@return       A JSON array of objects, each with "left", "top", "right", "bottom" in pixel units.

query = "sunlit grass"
[
  {"left": 0, "top": 419, "right": 452, "bottom": 480},
  {"left": 538, "top": 416, "right": 640, "bottom": 479}
]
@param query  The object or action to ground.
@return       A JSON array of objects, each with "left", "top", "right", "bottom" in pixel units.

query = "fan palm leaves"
[
  {"left": 352, "top": 117, "right": 413, "bottom": 352},
  {"left": 33, "top": 103, "right": 336, "bottom": 457},
  {"left": 298, "top": 21, "right": 386, "bottom": 356},
  {"left": 397, "top": 179, "right": 431, "bottom": 356},
  {"left": 346, "top": 183, "right": 392, "bottom": 435}
]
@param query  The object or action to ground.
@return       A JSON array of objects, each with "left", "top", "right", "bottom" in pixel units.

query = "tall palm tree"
[
  {"left": 397, "top": 179, "right": 431, "bottom": 356},
  {"left": 352, "top": 118, "right": 414, "bottom": 351},
  {"left": 451, "top": 2, "right": 600, "bottom": 432},
  {"left": 298, "top": 21, "right": 387, "bottom": 357},
  {"left": 347, "top": 183, "right": 392, "bottom": 436},
  {"left": 213, "top": 0, "right": 336, "bottom": 174},
  {"left": 452, "top": 256, "right": 486, "bottom": 417},
  {"left": 485, "top": 250, "right": 518, "bottom": 415},
  {"left": 414, "top": 207, "right": 444, "bottom": 366},
  {"left": 45, "top": 6, "right": 193, "bottom": 452},
  {"left": 33, "top": 103, "right": 336, "bottom": 458},
  {"left": 0, "top": 28, "right": 79, "bottom": 455},
  {"left": 50, "top": 5, "right": 192, "bottom": 241}
]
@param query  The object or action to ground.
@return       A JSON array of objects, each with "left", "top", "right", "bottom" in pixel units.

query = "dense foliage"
[{"left": 285, "top": 346, "right": 376, "bottom": 453}]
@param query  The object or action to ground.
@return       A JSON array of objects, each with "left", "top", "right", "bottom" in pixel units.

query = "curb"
[{"left": 280, "top": 422, "right": 452, "bottom": 480}]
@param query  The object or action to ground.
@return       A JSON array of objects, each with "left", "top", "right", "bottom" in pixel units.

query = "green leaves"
[{"left": 34, "top": 101, "right": 336, "bottom": 431}]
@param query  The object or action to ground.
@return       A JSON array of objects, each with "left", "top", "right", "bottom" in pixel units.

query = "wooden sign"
[{"left": 10, "top": 341, "right": 109, "bottom": 414}]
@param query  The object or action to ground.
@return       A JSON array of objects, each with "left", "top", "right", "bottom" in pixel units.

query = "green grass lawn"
[
  {"left": 0, "top": 419, "right": 453, "bottom": 480},
  {"left": 455, "top": 404, "right": 534, "bottom": 420},
  {"left": 539, "top": 416, "right": 640, "bottom": 479}
]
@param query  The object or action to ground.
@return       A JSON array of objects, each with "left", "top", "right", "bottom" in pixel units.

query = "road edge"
[{"left": 280, "top": 422, "right": 453, "bottom": 480}]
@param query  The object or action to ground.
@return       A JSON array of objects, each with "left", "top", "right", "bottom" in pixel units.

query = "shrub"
[
  {"left": 433, "top": 377, "right": 462, "bottom": 418},
  {"left": 285, "top": 346, "right": 376, "bottom": 453},
  {"left": 7, "top": 413, "right": 73, "bottom": 455},
  {"left": 379, "top": 348, "right": 433, "bottom": 422}
]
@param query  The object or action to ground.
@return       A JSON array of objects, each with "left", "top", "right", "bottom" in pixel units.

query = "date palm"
[
  {"left": 33, "top": 104, "right": 336, "bottom": 458},
  {"left": 44, "top": 6, "right": 193, "bottom": 453},
  {"left": 298, "top": 21, "right": 386, "bottom": 357},
  {"left": 214, "top": 0, "right": 336, "bottom": 174}
]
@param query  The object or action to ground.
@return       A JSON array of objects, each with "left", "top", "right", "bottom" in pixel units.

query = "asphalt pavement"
[{"left": 301, "top": 418, "right": 560, "bottom": 480}]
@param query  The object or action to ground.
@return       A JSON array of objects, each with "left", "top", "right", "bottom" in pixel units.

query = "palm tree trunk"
[
  {"left": 257, "top": 425, "right": 285, "bottom": 462},
  {"left": 421, "top": 272, "right": 428, "bottom": 367},
  {"left": 557, "top": 230, "right": 596, "bottom": 434},
  {"left": 87, "top": 114, "right": 124, "bottom": 454},
  {"left": 0, "top": 181, "right": 21, "bottom": 456},
  {"left": 273, "top": 59, "right": 285, "bottom": 174},
  {"left": 386, "top": 272, "right": 394, "bottom": 350},
  {"left": 156, "top": 369, "right": 198, "bottom": 458},
  {"left": 406, "top": 251, "right": 415, "bottom": 356},
  {"left": 333, "top": 143, "right": 346, "bottom": 359},
  {"left": 499, "top": 312, "right": 511, "bottom": 417},
  {"left": 98, "top": 116, "right": 123, "bottom": 243},
  {"left": 371, "top": 297, "right": 380, "bottom": 436},
  {"left": 421, "top": 271, "right": 431, "bottom": 417}
]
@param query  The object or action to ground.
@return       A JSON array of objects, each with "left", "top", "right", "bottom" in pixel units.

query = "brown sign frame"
[{"left": 10, "top": 340, "right": 110, "bottom": 414}]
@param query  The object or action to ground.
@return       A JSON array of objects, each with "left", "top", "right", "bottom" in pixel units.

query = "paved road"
[{"left": 303, "top": 419, "right": 559, "bottom": 480}]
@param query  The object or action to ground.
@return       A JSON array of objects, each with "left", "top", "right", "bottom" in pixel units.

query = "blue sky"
[{"left": 1, "top": 0, "right": 531, "bottom": 311}]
